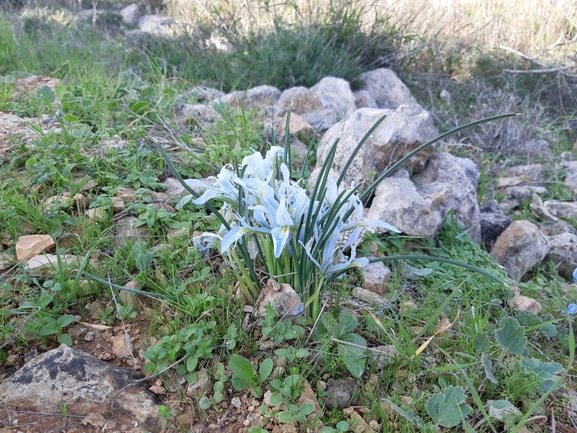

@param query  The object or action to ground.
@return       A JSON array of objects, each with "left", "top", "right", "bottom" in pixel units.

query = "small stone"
[
  {"left": 323, "top": 379, "right": 356, "bottom": 410},
  {"left": 352, "top": 287, "right": 386, "bottom": 305},
  {"left": 253, "top": 279, "right": 301, "bottom": 317},
  {"left": 111, "top": 197, "right": 125, "bottom": 213},
  {"left": 491, "top": 220, "right": 550, "bottom": 280},
  {"left": 16, "top": 235, "right": 55, "bottom": 262},
  {"left": 362, "top": 261, "right": 391, "bottom": 295},
  {"left": 231, "top": 397, "right": 242, "bottom": 409},
  {"left": 187, "top": 368, "right": 212, "bottom": 398},
  {"left": 369, "top": 345, "right": 399, "bottom": 370},
  {"left": 149, "top": 385, "right": 166, "bottom": 395},
  {"left": 84, "top": 332, "right": 95, "bottom": 342},
  {"left": 85, "top": 207, "right": 108, "bottom": 221},
  {"left": 508, "top": 286, "right": 542, "bottom": 314},
  {"left": 6, "top": 354, "right": 19, "bottom": 367},
  {"left": 26, "top": 254, "right": 77, "bottom": 276}
]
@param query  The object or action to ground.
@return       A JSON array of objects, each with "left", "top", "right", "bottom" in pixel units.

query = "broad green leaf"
[
  {"left": 186, "top": 371, "right": 197, "bottom": 385},
  {"left": 521, "top": 357, "right": 563, "bottom": 391},
  {"left": 473, "top": 332, "right": 491, "bottom": 353},
  {"left": 338, "top": 311, "right": 358, "bottom": 335},
  {"left": 481, "top": 353, "right": 498, "bottom": 384},
  {"left": 337, "top": 333, "right": 366, "bottom": 378},
  {"left": 37, "top": 85, "right": 55, "bottom": 102},
  {"left": 136, "top": 251, "right": 153, "bottom": 271},
  {"left": 39, "top": 322, "right": 60, "bottom": 336},
  {"left": 57, "top": 315, "right": 76, "bottom": 328},
  {"left": 62, "top": 114, "right": 79, "bottom": 122},
  {"left": 319, "top": 313, "right": 338, "bottom": 336},
  {"left": 426, "top": 386, "right": 471, "bottom": 427},
  {"left": 300, "top": 402, "right": 315, "bottom": 416},
  {"left": 199, "top": 396, "right": 212, "bottom": 409},
  {"left": 130, "top": 101, "right": 149, "bottom": 115},
  {"left": 269, "top": 392, "right": 284, "bottom": 406},
  {"left": 296, "top": 349, "right": 309, "bottom": 357},
  {"left": 278, "top": 411, "right": 295, "bottom": 423},
  {"left": 539, "top": 324, "right": 558, "bottom": 337},
  {"left": 229, "top": 355, "right": 255, "bottom": 383},
  {"left": 186, "top": 356, "right": 198, "bottom": 372},
  {"left": 495, "top": 317, "right": 527, "bottom": 355},
  {"left": 259, "top": 358, "right": 274, "bottom": 381},
  {"left": 231, "top": 377, "right": 250, "bottom": 391},
  {"left": 58, "top": 333, "right": 73, "bottom": 346}
]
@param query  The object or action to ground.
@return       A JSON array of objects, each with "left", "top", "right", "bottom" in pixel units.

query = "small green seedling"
[{"left": 229, "top": 355, "right": 273, "bottom": 398}]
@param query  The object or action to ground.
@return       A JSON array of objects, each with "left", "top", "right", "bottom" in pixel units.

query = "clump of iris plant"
[
  {"left": 164, "top": 110, "right": 515, "bottom": 319},
  {"left": 178, "top": 145, "right": 398, "bottom": 318}
]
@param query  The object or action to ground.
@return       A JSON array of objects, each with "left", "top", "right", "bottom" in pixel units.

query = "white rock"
[
  {"left": 16, "top": 235, "right": 55, "bottom": 262},
  {"left": 316, "top": 105, "right": 437, "bottom": 186},
  {"left": 310, "top": 77, "right": 356, "bottom": 119},
  {"left": 120, "top": 4, "right": 140, "bottom": 25},
  {"left": 367, "top": 177, "right": 437, "bottom": 237},
  {"left": 491, "top": 220, "right": 550, "bottom": 280},
  {"left": 358, "top": 68, "right": 418, "bottom": 109}
]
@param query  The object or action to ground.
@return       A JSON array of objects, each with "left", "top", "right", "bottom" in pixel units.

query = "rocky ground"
[{"left": 1, "top": 4, "right": 577, "bottom": 433}]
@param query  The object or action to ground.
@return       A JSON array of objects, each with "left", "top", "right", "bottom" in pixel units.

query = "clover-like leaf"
[
  {"left": 426, "top": 386, "right": 471, "bottom": 427},
  {"left": 495, "top": 317, "right": 527, "bottom": 356}
]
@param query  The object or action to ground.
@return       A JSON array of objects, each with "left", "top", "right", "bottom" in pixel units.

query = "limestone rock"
[
  {"left": 0, "top": 345, "right": 160, "bottom": 430},
  {"left": 414, "top": 152, "right": 481, "bottom": 243},
  {"left": 120, "top": 4, "right": 140, "bottom": 25},
  {"left": 530, "top": 193, "right": 558, "bottom": 222},
  {"left": 539, "top": 219, "right": 577, "bottom": 237},
  {"left": 358, "top": 68, "right": 418, "bottom": 109},
  {"left": 479, "top": 200, "right": 512, "bottom": 251},
  {"left": 300, "top": 108, "right": 338, "bottom": 132},
  {"left": 508, "top": 286, "right": 542, "bottom": 314},
  {"left": 316, "top": 106, "right": 437, "bottom": 186},
  {"left": 563, "top": 161, "right": 577, "bottom": 192},
  {"left": 16, "top": 234, "right": 55, "bottom": 261},
  {"left": 27, "top": 254, "right": 78, "bottom": 276},
  {"left": 367, "top": 177, "right": 437, "bottom": 237},
  {"left": 138, "top": 15, "right": 176, "bottom": 35},
  {"left": 113, "top": 217, "right": 152, "bottom": 247},
  {"left": 491, "top": 220, "right": 550, "bottom": 280},
  {"left": 547, "top": 233, "right": 577, "bottom": 280},
  {"left": 274, "top": 112, "right": 315, "bottom": 143},
  {"left": 187, "top": 368, "right": 213, "bottom": 399},
  {"left": 544, "top": 200, "right": 577, "bottom": 220},
  {"left": 219, "top": 85, "right": 281, "bottom": 113},
  {"left": 173, "top": 103, "right": 221, "bottom": 127},
  {"left": 323, "top": 378, "right": 357, "bottom": 410},
  {"left": 455, "top": 156, "right": 481, "bottom": 190},
  {"left": 353, "top": 90, "right": 378, "bottom": 109},
  {"left": 310, "top": 77, "right": 356, "bottom": 119},
  {"left": 362, "top": 261, "right": 391, "bottom": 295},
  {"left": 369, "top": 345, "right": 400, "bottom": 370},
  {"left": 276, "top": 86, "right": 323, "bottom": 116},
  {"left": 253, "top": 279, "right": 301, "bottom": 317}
]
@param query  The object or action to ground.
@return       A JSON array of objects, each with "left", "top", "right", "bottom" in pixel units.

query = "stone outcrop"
[
  {"left": 490, "top": 220, "right": 550, "bottom": 280},
  {"left": 0, "top": 345, "right": 161, "bottom": 430},
  {"left": 316, "top": 105, "right": 438, "bottom": 186}
]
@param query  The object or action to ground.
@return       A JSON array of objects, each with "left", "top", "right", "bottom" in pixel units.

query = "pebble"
[{"left": 84, "top": 331, "right": 95, "bottom": 341}]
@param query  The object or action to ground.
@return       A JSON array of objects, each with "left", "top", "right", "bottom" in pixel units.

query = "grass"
[{"left": 0, "top": 1, "right": 576, "bottom": 432}]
